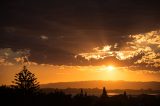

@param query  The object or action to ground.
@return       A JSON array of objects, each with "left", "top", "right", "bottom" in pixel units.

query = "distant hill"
[{"left": 40, "top": 80, "right": 160, "bottom": 90}]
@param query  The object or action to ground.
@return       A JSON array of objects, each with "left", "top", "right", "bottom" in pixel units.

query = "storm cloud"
[{"left": 1, "top": 0, "right": 160, "bottom": 70}]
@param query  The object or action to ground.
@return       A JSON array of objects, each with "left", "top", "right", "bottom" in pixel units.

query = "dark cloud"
[{"left": 1, "top": 0, "right": 160, "bottom": 67}]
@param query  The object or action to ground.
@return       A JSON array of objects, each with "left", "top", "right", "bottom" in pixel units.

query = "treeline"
[
  {"left": 42, "top": 88, "right": 160, "bottom": 96},
  {"left": 0, "top": 85, "right": 160, "bottom": 106}
]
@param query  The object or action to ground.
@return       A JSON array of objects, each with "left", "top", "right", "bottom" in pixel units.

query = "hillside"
[{"left": 41, "top": 80, "right": 160, "bottom": 90}]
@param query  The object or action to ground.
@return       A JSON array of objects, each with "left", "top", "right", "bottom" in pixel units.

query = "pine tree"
[
  {"left": 101, "top": 87, "right": 108, "bottom": 98},
  {"left": 12, "top": 66, "right": 39, "bottom": 95}
]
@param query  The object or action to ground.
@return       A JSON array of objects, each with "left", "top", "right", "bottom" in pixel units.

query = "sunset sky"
[{"left": 1, "top": 0, "right": 160, "bottom": 85}]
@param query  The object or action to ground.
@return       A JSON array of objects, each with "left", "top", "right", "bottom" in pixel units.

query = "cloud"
[
  {"left": 1, "top": 0, "right": 160, "bottom": 68},
  {"left": 0, "top": 48, "right": 30, "bottom": 65},
  {"left": 76, "top": 30, "right": 160, "bottom": 71},
  {"left": 76, "top": 45, "right": 113, "bottom": 60},
  {"left": 127, "top": 30, "right": 160, "bottom": 70},
  {"left": 1, "top": 29, "right": 160, "bottom": 71},
  {"left": 40, "top": 35, "right": 48, "bottom": 40},
  {"left": 29, "top": 48, "right": 75, "bottom": 65}
]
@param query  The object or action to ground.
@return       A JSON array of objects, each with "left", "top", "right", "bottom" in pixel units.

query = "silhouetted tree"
[
  {"left": 12, "top": 66, "right": 39, "bottom": 95},
  {"left": 101, "top": 87, "right": 108, "bottom": 98},
  {"left": 84, "top": 92, "right": 87, "bottom": 97},
  {"left": 123, "top": 91, "right": 127, "bottom": 97},
  {"left": 80, "top": 89, "right": 84, "bottom": 96}
]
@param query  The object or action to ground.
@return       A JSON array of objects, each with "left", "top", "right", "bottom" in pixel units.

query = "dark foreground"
[{"left": 0, "top": 86, "right": 160, "bottom": 106}]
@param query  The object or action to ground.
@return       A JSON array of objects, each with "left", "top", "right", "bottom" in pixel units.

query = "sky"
[{"left": 1, "top": 0, "right": 160, "bottom": 85}]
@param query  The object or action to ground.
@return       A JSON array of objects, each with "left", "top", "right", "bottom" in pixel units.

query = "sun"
[{"left": 106, "top": 65, "right": 114, "bottom": 71}]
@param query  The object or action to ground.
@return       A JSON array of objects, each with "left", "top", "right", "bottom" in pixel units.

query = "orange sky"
[
  {"left": 1, "top": 1, "right": 160, "bottom": 87},
  {"left": 0, "top": 64, "right": 160, "bottom": 85},
  {"left": 1, "top": 30, "right": 160, "bottom": 85}
]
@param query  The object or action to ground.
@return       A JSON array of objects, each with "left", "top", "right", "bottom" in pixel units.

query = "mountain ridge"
[{"left": 40, "top": 80, "right": 160, "bottom": 90}]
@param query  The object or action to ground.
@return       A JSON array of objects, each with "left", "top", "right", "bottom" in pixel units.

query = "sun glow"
[{"left": 106, "top": 65, "right": 114, "bottom": 71}]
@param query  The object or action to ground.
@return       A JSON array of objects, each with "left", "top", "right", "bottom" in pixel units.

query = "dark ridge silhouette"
[{"left": 40, "top": 80, "right": 160, "bottom": 90}]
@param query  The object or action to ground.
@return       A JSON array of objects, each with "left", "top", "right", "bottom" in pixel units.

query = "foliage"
[{"left": 12, "top": 66, "right": 39, "bottom": 94}]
